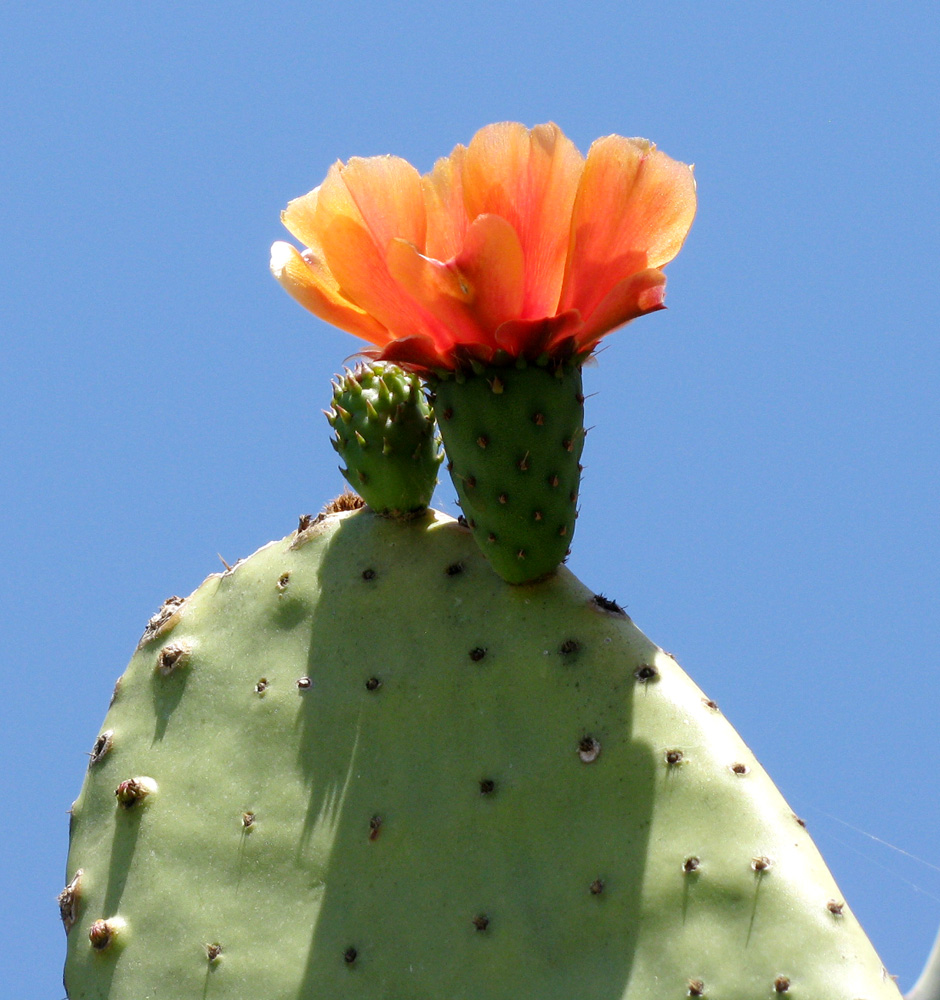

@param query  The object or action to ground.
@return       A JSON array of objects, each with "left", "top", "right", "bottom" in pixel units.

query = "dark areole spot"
[{"left": 593, "top": 593, "right": 625, "bottom": 615}]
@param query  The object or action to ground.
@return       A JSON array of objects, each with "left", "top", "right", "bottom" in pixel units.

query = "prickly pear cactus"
[
  {"left": 327, "top": 362, "right": 442, "bottom": 517},
  {"left": 431, "top": 360, "right": 584, "bottom": 584},
  {"left": 66, "top": 121, "right": 901, "bottom": 998},
  {"left": 63, "top": 506, "right": 901, "bottom": 999}
]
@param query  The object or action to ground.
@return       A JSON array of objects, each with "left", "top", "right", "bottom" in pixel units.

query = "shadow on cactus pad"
[{"left": 62, "top": 508, "right": 901, "bottom": 1000}]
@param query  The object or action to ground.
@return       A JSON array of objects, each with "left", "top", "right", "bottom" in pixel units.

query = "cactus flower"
[{"left": 271, "top": 122, "right": 696, "bottom": 371}]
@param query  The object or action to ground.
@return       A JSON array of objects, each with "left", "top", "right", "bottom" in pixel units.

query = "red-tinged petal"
[
  {"left": 494, "top": 310, "right": 583, "bottom": 359},
  {"left": 423, "top": 145, "right": 469, "bottom": 262},
  {"left": 269, "top": 241, "right": 390, "bottom": 346},
  {"left": 377, "top": 335, "right": 450, "bottom": 372},
  {"left": 560, "top": 136, "right": 696, "bottom": 318},
  {"left": 574, "top": 268, "right": 668, "bottom": 353},
  {"left": 461, "top": 122, "right": 583, "bottom": 317}
]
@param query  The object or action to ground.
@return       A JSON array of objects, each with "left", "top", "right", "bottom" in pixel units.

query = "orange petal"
[
  {"left": 316, "top": 213, "right": 446, "bottom": 346},
  {"left": 386, "top": 214, "right": 524, "bottom": 350},
  {"left": 574, "top": 268, "right": 668, "bottom": 353},
  {"left": 460, "top": 123, "right": 583, "bottom": 317},
  {"left": 307, "top": 156, "right": 448, "bottom": 345},
  {"left": 269, "top": 241, "right": 390, "bottom": 346},
  {"left": 281, "top": 181, "right": 324, "bottom": 251},
  {"left": 560, "top": 136, "right": 696, "bottom": 318},
  {"left": 327, "top": 154, "right": 427, "bottom": 252},
  {"left": 385, "top": 238, "right": 473, "bottom": 352},
  {"left": 423, "top": 145, "right": 469, "bottom": 262},
  {"left": 453, "top": 214, "right": 525, "bottom": 335}
]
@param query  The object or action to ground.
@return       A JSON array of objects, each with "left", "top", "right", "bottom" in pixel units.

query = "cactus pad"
[
  {"left": 432, "top": 361, "right": 584, "bottom": 584},
  {"left": 327, "top": 362, "right": 441, "bottom": 517},
  {"left": 63, "top": 507, "right": 900, "bottom": 999}
]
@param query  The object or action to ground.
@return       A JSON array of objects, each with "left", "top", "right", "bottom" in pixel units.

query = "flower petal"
[
  {"left": 284, "top": 158, "right": 424, "bottom": 255},
  {"left": 385, "top": 238, "right": 471, "bottom": 353},
  {"left": 386, "top": 214, "right": 525, "bottom": 351},
  {"left": 560, "top": 136, "right": 696, "bottom": 318},
  {"left": 460, "top": 122, "right": 583, "bottom": 317},
  {"left": 376, "top": 335, "right": 451, "bottom": 371},
  {"left": 574, "top": 268, "right": 668, "bottom": 353},
  {"left": 454, "top": 213, "right": 525, "bottom": 335},
  {"left": 423, "top": 144, "right": 469, "bottom": 262},
  {"left": 494, "top": 310, "right": 583, "bottom": 359},
  {"left": 328, "top": 154, "right": 426, "bottom": 252},
  {"left": 280, "top": 183, "right": 324, "bottom": 250},
  {"left": 269, "top": 241, "right": 390, "bottom": 346},
  {"left": 305, "top": 156, "right": 453, "bottom": 346},
  {"left": 314, "top": 212, "right": 446, "bottom": 346}
]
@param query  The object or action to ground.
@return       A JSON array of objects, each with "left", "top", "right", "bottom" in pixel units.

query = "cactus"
[
  {"left": 327, "top": 362, "right": 442, "bottom": 518},
  {"left": 909, "top": 927, "right": 940, "bottom": 1000},
  {"left": 431, "top": 359, "right": 584, "bottom": 583},
  {"left": 61, "top": 122, "right": 906, "bottom": 997},
  {"left": 269, "top": 121, "right": 696, "bottom": 583},
  {"left": 63, "top": 504, "right": 902, "bottom": 998}
]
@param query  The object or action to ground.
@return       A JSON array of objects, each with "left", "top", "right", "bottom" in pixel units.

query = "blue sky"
[{"left": 3, "top": 3, "right": 939, "bottom": 995}]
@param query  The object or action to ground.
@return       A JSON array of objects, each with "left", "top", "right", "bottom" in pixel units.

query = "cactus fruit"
[
  {"left": 431, "top": 360, "right": 584, "bottom": 583},
  {"left": 63, "top": 505, "right": 901, "bottom": 999},
  {"left": 326, "top": 362, "right": 442, "bottom": 518}
]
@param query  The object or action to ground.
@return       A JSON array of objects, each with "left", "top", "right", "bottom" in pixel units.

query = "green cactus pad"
[
  {"left": 327, "top": 362, "right": 442, "bottom": 517},
  {"left": 431, "top": 361, "right": 584, "bottom": 584},
  {"left": 64, "top": 507, "right": 900, "bottom": 1000}
]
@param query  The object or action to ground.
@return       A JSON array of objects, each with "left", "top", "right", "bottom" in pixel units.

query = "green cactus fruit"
[
  {"left": 326, "top": 361, "right": 442, "bottom": 517},
  {"left": 431, "top": 359, "right": 584, "bottom": 585},
  {"left": 63, "top": 506, "right": 900, "bottom": 1000}
]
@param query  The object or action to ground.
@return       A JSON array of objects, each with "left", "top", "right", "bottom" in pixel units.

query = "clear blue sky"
[{"left": 3, "top": 3, "right": 939, "bottom": 995}]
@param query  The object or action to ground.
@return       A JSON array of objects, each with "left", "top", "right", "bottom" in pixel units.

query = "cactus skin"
[
  {"left": 63, "top": 507, "right": 901, "bottom": 999},
  {"left": 909, "top": 926, "right": 940, "bottom": 1000},
  {"left": 327, "top": 362, "right": 442, "bottom": 518},
  {"left": 432, "top": 360, "right": 584, "bottom": 584}
]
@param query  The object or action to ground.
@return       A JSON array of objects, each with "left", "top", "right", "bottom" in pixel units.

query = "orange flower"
[{"left": 271, "top": 122, "right": 696, "bottom": 371}]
